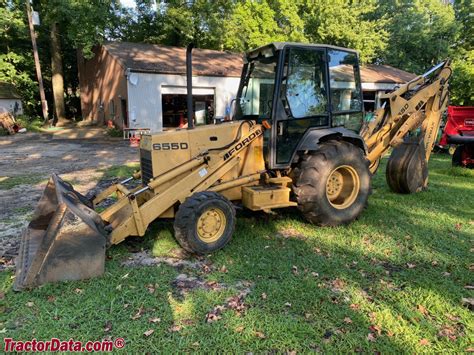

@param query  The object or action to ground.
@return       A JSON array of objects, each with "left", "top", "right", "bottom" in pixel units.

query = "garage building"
[{"left": 78, "top": 42, "right": 242, "bottom": 133}]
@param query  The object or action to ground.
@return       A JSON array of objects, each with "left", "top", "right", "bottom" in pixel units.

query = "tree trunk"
[{"left": 50, "top": 22, "right": 67, "bottom": 126}]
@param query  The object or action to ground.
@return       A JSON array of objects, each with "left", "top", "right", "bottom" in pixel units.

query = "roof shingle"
[
  {"left": 103, "top": 42, "right": 416, "bottom": 83},
  {"left": 104, "top": 42, "right": 243, "bottom": 77}
]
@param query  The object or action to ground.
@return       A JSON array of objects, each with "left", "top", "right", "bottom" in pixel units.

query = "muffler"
[{"left": 14, "top": 174, "right": 107, "bottom": 291}]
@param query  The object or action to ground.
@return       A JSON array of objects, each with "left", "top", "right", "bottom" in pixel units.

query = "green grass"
[
  {"left": 0, "top": 174, "right": 47, "bottom": 190},
  {"left": 1, "top": 154, "right": 473, "bottom": 353},
  {"left": 100, "top": 162, "right": 140, "bottom": 180}
]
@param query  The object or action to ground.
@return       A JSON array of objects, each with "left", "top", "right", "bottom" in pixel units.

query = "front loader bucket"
[
  {"left": 14, "top": 174, "right": 107, "bottom": 291},
  {"left": 386, "top": 140, "right": 428, "bottom": 194}
]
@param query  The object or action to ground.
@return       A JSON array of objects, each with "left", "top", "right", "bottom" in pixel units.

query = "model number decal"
[{"left": 153, "top": 142, "right": 189, "bottom": 150}]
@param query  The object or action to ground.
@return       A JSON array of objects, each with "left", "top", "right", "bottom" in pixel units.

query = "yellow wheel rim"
[
  {"left": 196, "top": 207, "right": 227, "bottom": 243},
  {"left": 326, "top": 165, "right": 360, "bottom": 210}
]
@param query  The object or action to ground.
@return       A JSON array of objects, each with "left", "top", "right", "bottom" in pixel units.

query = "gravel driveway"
[{"left": 0, "top": 133, "right": 138, "bottom": 264}]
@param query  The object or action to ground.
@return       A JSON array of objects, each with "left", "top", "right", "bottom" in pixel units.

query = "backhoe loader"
[{"left": 14, "top": 42, "right": 451, "bottom": 290}]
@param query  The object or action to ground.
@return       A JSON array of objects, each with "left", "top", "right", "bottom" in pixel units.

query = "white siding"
[
  {"left": 126, "top": 72, "right": 240, "bottom": 133},
  {"left": 0, "top": 99, "right": 23, "bottom": 115}
]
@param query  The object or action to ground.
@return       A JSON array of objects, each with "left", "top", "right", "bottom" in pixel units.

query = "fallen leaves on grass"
[
  {"left": 417, "top": 304, "right": 429, "bottom": 316},
  {"left": 343, "top": 317, "right": 353, "bottom": 324},
  {"left": 219, "top": 265, "right": 228, "bottom": 273},
  {"left": 438, "top": 325, "right": 459, "bottom": 341},
  {"left": 261, "top": 292, "right": 267, "bottom": 300},
  {"left": 204, "top": 289, "right": 251, "bottom": 323},
  {"left": 104, "top": 321, "right": 112, "bottom": 333},
  {"left": 131, "top": 307, "right": 144, "bottom": 320},
  {"left": 406, "top": 263, "right": 416, "bottom": 269},
  {"left": 331, "top": 278, "right": 346, "bottom": 293},
  {"left": 168, "top": 324, "right": 182, "bottom": 332},
  {"left": 255, "top": 331, "right": 266, "bottom": 339},
  {"left": 292, "top": 265, "right": 299, "bottom": 275},
  {"left": 143, "top": 329, "right": 154, "bottom": 337},
  {"left": 419, "top": 338, "right": 430, "bottom": 346},
  {"left": 461, "top": 298, "right": 474, "bottom": 310},
  {"left": 446, "top": 314, "right": 460, "bottom": 322},
  {"left": 367, "top": 333, "right": 377, "bottom": 342},
  {"left": 149, "top": 317, "right": 161, "bottom": 323},
  {"left": 26, "top": 301, "right": 34, "bottom": 307},
  {"left": 145, "top": 284, "right": 156, "bottom": 294},
  {"left": 350, "top": 303, "right": 360, "bottom": 311},
  {"left": 205, "top": 305, "right": 224, "bottom": 323},
  {"left": 47, "top": 295, "right": 56, "bottom": 303},
  {"left": 74, "top": 288, "right": 83, "bottom": 294}
]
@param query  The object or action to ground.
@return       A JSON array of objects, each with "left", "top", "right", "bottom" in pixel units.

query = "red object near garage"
[{"left": 440, "top": 106, "right": 474, "bottom": 168}]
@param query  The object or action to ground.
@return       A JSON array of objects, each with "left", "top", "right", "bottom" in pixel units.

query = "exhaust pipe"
[{"left": 186, "top": 43, "right": 194, "bottom": 129}]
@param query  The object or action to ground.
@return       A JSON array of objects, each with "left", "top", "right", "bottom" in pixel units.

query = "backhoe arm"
[{"left": 360, "top": 61, "right": 452, "bottom": 193}]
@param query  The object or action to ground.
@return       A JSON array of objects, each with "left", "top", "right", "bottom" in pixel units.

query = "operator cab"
[{"left": 233, "top": 42, "right": 364, "bottom": 169}]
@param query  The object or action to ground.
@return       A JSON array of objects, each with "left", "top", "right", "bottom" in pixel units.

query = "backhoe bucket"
[
  {"left": 14, "top": 174, "right": 107, "bottom": 291},
  {"left": 386, "top": 140, "right": 428, "bottom": 194}
]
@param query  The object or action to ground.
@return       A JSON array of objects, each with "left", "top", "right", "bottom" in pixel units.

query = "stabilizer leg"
[{"left": 386, "top": 139, "right": 429, "bottom": 194}]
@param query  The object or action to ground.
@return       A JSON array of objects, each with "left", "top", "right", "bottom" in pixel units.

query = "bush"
[
  {"left": 106, "top": 127, "right": 123, "bottom": 138},
  {"left": 15, "top": 115, "right": 44, "bottom": 132}
]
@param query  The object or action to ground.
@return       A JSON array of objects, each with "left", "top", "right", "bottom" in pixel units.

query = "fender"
[{"left": 292, "top": 127, "right": 367, "bottom": 163}]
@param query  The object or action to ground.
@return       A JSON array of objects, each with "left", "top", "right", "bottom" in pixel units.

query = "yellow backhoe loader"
[{"left": 14, "top": 43, "right": 451, "bottom": 290}]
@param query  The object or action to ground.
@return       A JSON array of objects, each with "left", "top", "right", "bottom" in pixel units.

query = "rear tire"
[
  {"left": 174, "top": 191, "right": 236, "bottom": 254},
  {"left": 452, "top": 145, "right": 464, "bottom": 167},
  {"left": 452, "top": 144, "right": 474, "bottom": 168},
  {"left": 292, "top": 141, "right": 371, "bottom": 226}
]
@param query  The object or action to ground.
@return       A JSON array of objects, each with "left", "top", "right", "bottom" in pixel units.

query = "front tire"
[
  {"left": 292, "top": 141, "right": 371, "bottom": 226},
  {"left": 174, "top": 191, "right": 236, "bottom": 254}
]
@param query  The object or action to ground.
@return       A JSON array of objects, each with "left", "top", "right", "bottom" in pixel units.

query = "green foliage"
[
  {"left": 15, "top": 115, "right": 44, "bottom": 132},
  {"left": 450, "top": 50, "right": 474, "bottom": 105},
  {"left": 106, "top": 126, "right": 124, "bottom": 138},
  {"left": 0, "top": 0, "right": 39, "bottom": 115},
  {"left": 39, "top": 0, "right": 120, "bottom": 58},
  {"left": 224, "top": 0, "right": 286, "bottom": 51},
  {"left": 302, "top": 0, "right": 387, "bottom": 63},
  {"left": 376, "top": 0, "right": 457, "bottom": 73}
]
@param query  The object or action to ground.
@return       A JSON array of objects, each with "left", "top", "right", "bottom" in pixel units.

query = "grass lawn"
[{"left": 1, "top": 154, "right": 473, "bottom": 353}]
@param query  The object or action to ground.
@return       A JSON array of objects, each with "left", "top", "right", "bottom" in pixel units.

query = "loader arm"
[
  {"left": 99, "top": 121, "right": 264, "bottom": 245},
  {"left": 360, "top": 61, "right": 451, "bottom": 192}
]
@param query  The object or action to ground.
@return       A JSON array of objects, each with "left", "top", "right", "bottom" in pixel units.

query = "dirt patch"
[
  {"left": 122, "top": 251, "right": 209, "bottom": 270},
  {"left": 0, "top": 133, "right": 138, "bottom": 263}
]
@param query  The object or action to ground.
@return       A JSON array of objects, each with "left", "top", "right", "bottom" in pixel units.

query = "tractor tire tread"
[{"left": 174, "top": 191, "right": 236, "bottom": 254}]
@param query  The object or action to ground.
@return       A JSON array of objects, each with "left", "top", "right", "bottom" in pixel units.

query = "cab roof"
[{"left": 246, "top": 42, "right": 359, "bottom": 61}]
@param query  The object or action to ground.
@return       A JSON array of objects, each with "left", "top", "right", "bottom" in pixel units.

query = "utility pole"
[{"left": 26, "top": 1, "right": 49, "bottom": 124}]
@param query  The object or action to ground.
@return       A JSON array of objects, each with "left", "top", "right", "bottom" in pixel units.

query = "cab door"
[{"left": 270, "top": 46, "right": 330, "bottom": 169}]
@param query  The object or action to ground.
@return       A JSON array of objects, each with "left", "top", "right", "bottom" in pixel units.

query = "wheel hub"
[
  {"left": 196, "top": 208, "right": 226, "bottom": 243},
  {"left": 325, "top": 165, "right": 360, "bottom": 209}
]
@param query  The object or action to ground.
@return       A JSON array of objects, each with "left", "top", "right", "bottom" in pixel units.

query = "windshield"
[{"left": 233, "top": 56, "right": 277, "bottom": 120}]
